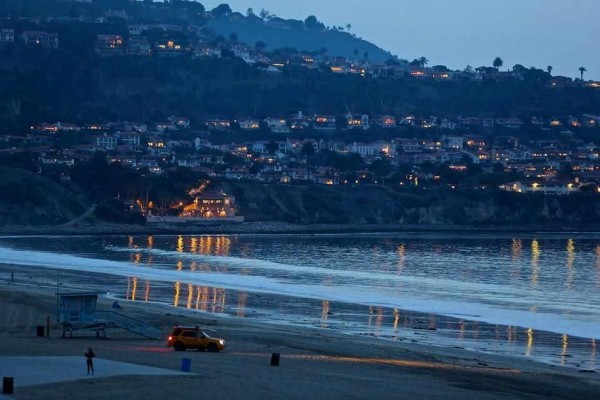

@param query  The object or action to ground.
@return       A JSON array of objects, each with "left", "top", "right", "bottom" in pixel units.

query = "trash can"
[
  {"left": 181, "top": 358, "right": 192, "bottom": 373},
  {"left": 36, "top": 325, "right": 45, "bottom": 337},
  {"left": 2, "top": 377, "right": 14, "bottom": 394},
  {"left": 270, "top": 353, "right": 280, "bottom": 367}
]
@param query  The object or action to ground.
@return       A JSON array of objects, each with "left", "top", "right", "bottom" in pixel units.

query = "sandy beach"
[{"left": 0, "top": 273, "right": 599, "bottom": 400}]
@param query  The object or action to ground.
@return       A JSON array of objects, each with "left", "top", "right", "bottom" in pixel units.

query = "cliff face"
[
  {"left": 1, "top": 171, "right": 599, "bottom": 228},
  {"left": 222, "top": 182, "right": 600, "bottom": 227}
]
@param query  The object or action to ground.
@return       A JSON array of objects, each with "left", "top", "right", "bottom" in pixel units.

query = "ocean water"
[{"left": 0, "top": 233, "right": 598, "bottom": 368}]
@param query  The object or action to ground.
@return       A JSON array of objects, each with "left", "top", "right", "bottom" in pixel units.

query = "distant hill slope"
[
  {"left": 206, "top": 19, "right": 392, "bottom": 62},
  {"left": 0, "top": 167, "right": 87, "bottom": 225}
]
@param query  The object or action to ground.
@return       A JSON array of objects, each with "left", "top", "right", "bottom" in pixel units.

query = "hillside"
[
  {"left": 205, "top": 19, "right": 392, "bottom": 63},
  {"left": 223, "top": 182, "right": 600, "bottom": 227},
  {"left": 0, "top": 167, "right": 87, "bottom": 225},
  {"left": 1, "top": 43, "right": 599, "bottom": 131},
  {"left": 1, "top": 167, "right": 599, "bottom": 228}
]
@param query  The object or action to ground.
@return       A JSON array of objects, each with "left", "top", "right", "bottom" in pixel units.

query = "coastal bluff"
[
  {"left": 223, "top": 181, "right": 600, "bottom": 227},
  {"left": 1, "top": 166, "right": 600, "bottom": 229}
]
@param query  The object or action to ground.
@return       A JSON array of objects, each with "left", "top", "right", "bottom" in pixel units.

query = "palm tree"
[
  {"left": 345, "top": 23, "right": 352, "bottom": 32},
  {"left": 493, "top": 57, "right": 503, "bottom": 70},
  {"left": 579, "top": 67, "right": 587, "bottom": 80},
  {"left": 418, "top": 56, "right": 429, "bottom": 67}
]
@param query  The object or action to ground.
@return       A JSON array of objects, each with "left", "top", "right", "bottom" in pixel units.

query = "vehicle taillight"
[{"left": 168, "top": 336, "right": 172, "bottom": 341}]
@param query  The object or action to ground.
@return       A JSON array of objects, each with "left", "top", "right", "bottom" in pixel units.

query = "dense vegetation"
[
  {"left": 1, "top": 1, "right": 599, "bottom": 133},
  {"left": 1, "top": 38, "right": 600, "bottom": 133}
]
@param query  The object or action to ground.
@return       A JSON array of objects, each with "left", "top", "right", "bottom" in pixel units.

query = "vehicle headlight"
[{"left": 219, "top": 340, "right": 224, "bottom": 345}]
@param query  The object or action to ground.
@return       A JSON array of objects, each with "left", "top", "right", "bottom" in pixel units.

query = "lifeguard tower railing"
[
  {"left": 57, "top": 292, "right": 162, "bottom": 339},
  {"left": 59, "top": 310, "right": 162, "bottom": 339}
]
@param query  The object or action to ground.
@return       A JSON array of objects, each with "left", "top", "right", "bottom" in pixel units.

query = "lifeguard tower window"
[{"left": 57, "top": 293, "right": 99, "bottom": 324}]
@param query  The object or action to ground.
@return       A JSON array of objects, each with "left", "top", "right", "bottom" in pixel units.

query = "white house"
[
  {"left": 346, "top": 142, "right": 375, "bottom": 156},
  {"left": 264, "top": 117, "right": 289, "bottom": 134},
  {"left": 95, "top": 133, "right": 117, "bottom": 150},
  {"left": 0, "top": 29, "right": 14, "bottom": 43},
  {"left": 501, "top": 180, "right": 580, "bottom": 195},
  {"left": 345, "top": 113, "right": 370, "bottom": 130}
]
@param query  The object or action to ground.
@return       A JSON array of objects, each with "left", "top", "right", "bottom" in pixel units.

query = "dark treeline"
[{"left": 1, "top": 38, "right": 600, "bottom": 133}]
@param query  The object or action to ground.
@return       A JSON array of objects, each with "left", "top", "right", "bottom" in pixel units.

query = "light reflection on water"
[{"left": 2, "top": 232, "right": 600, "bottom": 369}]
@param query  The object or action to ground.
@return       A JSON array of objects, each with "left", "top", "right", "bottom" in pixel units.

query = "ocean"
[{"left": 0, "top": 232, "right": 598, "bottom": 369}]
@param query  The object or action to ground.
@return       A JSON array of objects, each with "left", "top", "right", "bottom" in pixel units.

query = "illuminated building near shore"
[{"left": 181, "top": 191, "right": 237, "bottom": 219}]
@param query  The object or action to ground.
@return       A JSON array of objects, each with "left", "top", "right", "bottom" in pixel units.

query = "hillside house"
[
  {"left": 156, "top": 39, "right": 185, "bottom": 56},
  {"left": 0, "top": 29, "right": 14, "bottom": 43},
  {"left": 371, "top": 140, "right": 394, "bottom": 156},
  {"left": 95, "top": 133, "right": 117, "bottom": 150},
  {"left": 127, "top": 36, "right": 151, "bottom": 56},
  {"left": 137, "top": 156, "right": 162, "bottom": 174},
  {"left": 155, "top": 122, "right": 177, "bottom": 132},
  {"left": 441, "top": 135, "right": 464, "bottom": 150},
  {"left": 94, "top": 34, "right": 124, "bottom": 56},
  {"left": 238, "top": 118, "right": 261, "bottom": 131},
  {"left": 21, "top": 31, "right": 58, "bottom": 48},
  {"left": 346, "top": 142, "right": 375, "bottom": 156},
  {"left": 501, "top": 180, "right": 580, "bottom": 195},
  {"left": 345, "top": 113, "right": 370, "bottom": 130},
  {"left": 313, "top": 115, "right": 337, "bottom": 131},
  {"left": 264, "top": 117, "right": 290, "bottom": 134},
  {"left": 372, "top": 115, "right": 396, "bottom": 129},
  {"left": 206, "top": 119, "right": 231, "bottom": 131},
  {"left": 496, "top": 118, "right": 524, "bottom": 130},
  {"left": 128, "top": 24, "right": 148, "bottom": 36},
  {"left": 168, "top": 116, "right": 190, "bottom": 129},
  {"left": 289, "top": 112, "right": 311, "bottom": 130}
]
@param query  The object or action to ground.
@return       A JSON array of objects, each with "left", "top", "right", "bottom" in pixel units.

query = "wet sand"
[{"left": 0, "top": 277, "right": 599, "bottom": 399}]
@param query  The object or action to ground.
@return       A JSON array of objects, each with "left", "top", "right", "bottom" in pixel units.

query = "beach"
[{"left": 0, "top": 274, "right": 599, "bottom": 400}]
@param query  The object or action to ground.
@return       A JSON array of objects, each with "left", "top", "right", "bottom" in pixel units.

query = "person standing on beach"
[{"left": 85, "top": 347, "right": 96, "bottom": 375}]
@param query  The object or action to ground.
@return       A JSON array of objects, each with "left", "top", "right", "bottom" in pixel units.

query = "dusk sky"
[{"left": 202, "top": 0, "right": 599, "bottom": 80}]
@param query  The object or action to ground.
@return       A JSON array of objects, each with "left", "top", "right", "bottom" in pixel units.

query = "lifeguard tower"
[{"left": 57, "top": 292, "right": 161, "bottom": 339}]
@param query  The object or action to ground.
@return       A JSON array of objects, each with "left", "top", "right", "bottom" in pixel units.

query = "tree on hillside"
[
  {"left": 266, "top": 140, "right": 279, "bottom": 181},
  {"left": 547, "top": 65, "right": 553, "bottom": 75},
  {"left": 254, "top": 41, "right": 267, "bottom": 52},
  {"left": 369, "top": 158, "right": 392, "bottom": 185},
  {"left": 410, "top": 57, "right": 428, "bottom": 68},
  {"left": 345, "top": 23, "right": 352, "bottom": 33},
  {"left": 246, "top": 7, "right": 254, "bottom": 17},
  {"left": 493, "top": 57, "right": 503, "bottom": 70},
  {"left": 301, "top": 142, "right": 315, "bottom": 181},
  {"left": 304, "top": 15, "right": 325, "bottom": 30},
  {"left": 259, "top": 8, "right": 270, "bottom": 20},
  {"left": 579, "top": 66, "right": 587, "bottom": 80},
  {"left": 211, "top": 3, "right": 232, "bottom": 18},
  {"left": 512, "top": 64, "right": 528, "bottom": 77}
]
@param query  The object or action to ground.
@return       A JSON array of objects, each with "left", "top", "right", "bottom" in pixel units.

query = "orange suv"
[{"left": 167, "top": 326, "right": 226, "bottom": 352}]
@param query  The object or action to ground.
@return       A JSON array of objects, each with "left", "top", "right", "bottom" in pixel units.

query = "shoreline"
[
  {"left": 1, "top": 221, "right": 600, "bottom": 236},
  {"left": 1, "top": 261, "right": 598, "bottom": 373},
  {"left": 1, "top": 277, "right": 599, "bottom": 399}
]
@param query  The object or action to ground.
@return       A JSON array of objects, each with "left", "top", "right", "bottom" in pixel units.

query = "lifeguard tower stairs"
[{"left": 57, "top": 292, "right": 162, "bottom": 339}]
